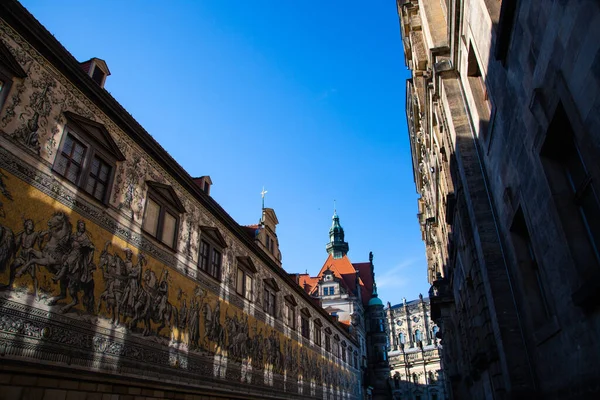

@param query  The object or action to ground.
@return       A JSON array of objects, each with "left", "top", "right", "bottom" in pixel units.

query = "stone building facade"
[
  {"left": 385, "top": 297, "right": 447, "bottom": 400},
  {"left": 398, "top": 0, "right": 600, "bottom": 398},
  {"left": 0, "top": 1, "right": 361, "bottom": 399}
]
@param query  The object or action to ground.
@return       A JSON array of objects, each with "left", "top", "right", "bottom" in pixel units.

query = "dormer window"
[
  {"left": 79, "top": 58, "right": 110, "bottom": 88},
  {"left": 91, "top": 65, "right": 105, "bottom": 85}
]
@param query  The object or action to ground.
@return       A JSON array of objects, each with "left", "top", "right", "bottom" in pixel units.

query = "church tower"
[{"left": 325, "top": 210, "right": 349, "bottom": 259}]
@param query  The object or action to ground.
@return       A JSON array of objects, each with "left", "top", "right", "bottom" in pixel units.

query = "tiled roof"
[
  {"left": 298, "top": 274, "right": 319, "bottom": 294},
  {"left": 314, "top": 254, "right": 374, "bottom": 308},
  {"left": 352, "top": 262, "right": 373, "bottom": 306}
]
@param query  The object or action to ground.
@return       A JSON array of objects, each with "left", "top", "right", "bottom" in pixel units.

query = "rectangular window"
[
  {"left": 55, "top": 134, "right": 87, "bottom": 185},
  {"left": 161, "top": 211, "right": 177, "bottom": 248},
  {"left": 285, "top": 303, "right": 296, "bottom": 328},
  {"left": 510, "top": 208, "right": 551, "bottom": 325},
  {"left": 314, "top": 325, "right": 322, "bottom": 346},
  {"left": 85, "top": 156, "right": 111, "bottom": 202},
  {"left": 142, "top": 198, "right": 160, "bottom": 237},
  {"left": 199, "top": 240, "right": 209, "bottom": 272},
  {"left": 210, "top": 248, "right": 222, "bottom": 280},
  {"left": 141, "top": 182, "right": 183, "bottom": 250},
  {"left": 245, "top": 275, "right": 253, "bottom": 300},
  {"left": 263, "top": 287, "right": 276, "bottom": 317},
  {"left": 342, "top": 347, "right": 347, "bottom": 363},
  {"left": 301, "top": 317, "right": 310, "bottom": 339},
  {"left": 236, "top": 268, "right": 254, "bottom": 300},
  {"left": 467, "top": 42, "right": 491, "bottom": 137},
  {"left": 541, "top": 103, "right": 600, "bottom": 268},
  {"left": 325, "top": 335, "right": 331, "bottom": 352},
  {"left": 53, "top": 115, "right": 123, "bottom": 206}
]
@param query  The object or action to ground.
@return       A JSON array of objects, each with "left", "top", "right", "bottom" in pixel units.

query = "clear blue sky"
[{"left": 21, "top": 0, "right": 429, "bottom": 306}]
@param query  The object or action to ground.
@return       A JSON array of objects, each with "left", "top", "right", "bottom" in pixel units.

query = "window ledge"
[
  {"left": 534, "top": 315, "right": 561, "bottom": 346},
  {"left": 140, "top": 229, "right": 178, "bottom": 253}
]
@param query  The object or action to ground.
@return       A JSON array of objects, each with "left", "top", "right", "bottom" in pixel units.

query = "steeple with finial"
[{"left": 326, "top": 202, "right": 349, "bottom": 259}]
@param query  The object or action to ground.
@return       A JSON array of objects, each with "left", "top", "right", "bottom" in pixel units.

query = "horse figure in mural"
[
  {"left": 129, "top": 268, "right": 178, "bottom": 336},
  {"left": 97, "top": 242, "right": 127, "bottom": 324},
  {"left": 202, "top": 300, "right": 225, "bottom": 352}
]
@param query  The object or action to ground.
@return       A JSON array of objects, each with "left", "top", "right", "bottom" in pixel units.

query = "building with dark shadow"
[{"left": 398, "top": 0, "right": 600, "bottom": 399}]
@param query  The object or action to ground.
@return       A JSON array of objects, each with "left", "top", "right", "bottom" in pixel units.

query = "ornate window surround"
[
  {"left": 284, "top": 294, "right": 297, "bottom": 329},
  {"left": 263, "top": 277, "right": 280, "bottom": 318},
  {"left": 0, "top": 39, "right": 26, "bottom": 111},
  {"left": 198, "top": 225, "right": 227, "bottom": 281},
  {"left": 235, "top": 255, "right": 256, "bottom": 301},
  {"left": 53, "top": 111, "right": 125, "bottom": 205},
  {"left": 142, "top": 181, "right": 185, "bottom": 250}
]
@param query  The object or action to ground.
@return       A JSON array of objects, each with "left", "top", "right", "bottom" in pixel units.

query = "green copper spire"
[{"left": 326, "top": 208, "right": 349, "bottom": 258}]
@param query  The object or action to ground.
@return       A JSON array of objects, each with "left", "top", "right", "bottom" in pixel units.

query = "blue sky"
[{"left": 21, "top": 0, "right": 429, "bottom": 306}]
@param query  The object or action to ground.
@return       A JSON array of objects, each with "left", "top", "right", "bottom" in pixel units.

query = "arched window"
[
  {"left": 399, "top": 332, "right": 405, "bottom": 344},
  {"left": 415, "top": 329, "right": 422, "bottom": 342}
]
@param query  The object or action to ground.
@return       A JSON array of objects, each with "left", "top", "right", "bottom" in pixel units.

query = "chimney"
[{"left": 79, "top": 58, "right": 110, "bottom": 88}]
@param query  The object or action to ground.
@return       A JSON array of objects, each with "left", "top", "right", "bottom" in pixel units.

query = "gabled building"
[{"left": 293, "top": 211, "right": 391, "bottom": 399}]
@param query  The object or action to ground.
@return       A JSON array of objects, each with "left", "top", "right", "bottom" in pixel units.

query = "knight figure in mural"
[
  {"left": 120, "top": 248, "right": 142, "bottom": 315},
  {"left": 97, "top": 242, "right": 128, "bottom": 325},
  {"left": 0, "top": 219, "right": 41, "bottom": 297}
]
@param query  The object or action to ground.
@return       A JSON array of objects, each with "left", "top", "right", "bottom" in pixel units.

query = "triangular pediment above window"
[
  {"left": 314, "top": 318, "right": 322, "bottom": 327},
  {"left": 300, "top": 307, "right": 311, "bottom": 318},
  {"left": 199, "top": 225, "right": 228, "bottom": 248},
  {"left": 147, "top": 181, "right": 186, "bottom": 213},
  {"left": 284, "top": 294, "right": 297, "bottom": 306},
  {"left": 333, "top": 334, "right": 340, "bottom": 341},
  {"left": 0, "top": 40, "right": 26, "bottom": 78},
  {"left": 324, "top": 327, "right": 332, "bottom": 334},
  {"left": 236, "top": 256, "right": 257, "bottom": 273},
  {"left": 263, "top": 277, "right": 280, "bottom": 292},
  {"left": 64, "top": 111, "right": 125, "bottom": 161}
]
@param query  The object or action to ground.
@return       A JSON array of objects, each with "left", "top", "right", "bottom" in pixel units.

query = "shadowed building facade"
[
  {"left": 398, "top": 0, "right": 600, "bottom": 399},
  {"left": 0, "top": 1, "right": 362, "bottom": 399}
]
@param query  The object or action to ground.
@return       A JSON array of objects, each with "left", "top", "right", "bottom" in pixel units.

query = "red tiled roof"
[
  {"left": 352, "top": 262, "right": 373, "bottom": 305},
  {"left": 241, "top": 224, "right": 259, "bottom": 239},
  {"left": 314, "top": 254, "right": 374, "bottom": 308},
  {"left": 298, "top": 274, "right": 319, "bottom": 294}
]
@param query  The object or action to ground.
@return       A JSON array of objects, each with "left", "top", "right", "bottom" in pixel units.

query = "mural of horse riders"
[
  {"left": 0, "top": 213, "right": 95, "bottom": 314},
  {"left": 225, "top": 311, "right": 251, "bottom": 361},
  {"left": 0, "top": 209, "right": 353, "bottom": 392},
  {"left": 97, "top": 242, "right": 128, "bottom": 325},
  {"left": 202, "top": 299, "right": 225, "bottom": 352},
  {"left": 128, "top": 267, "right": 179, "bottom": 336}
]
